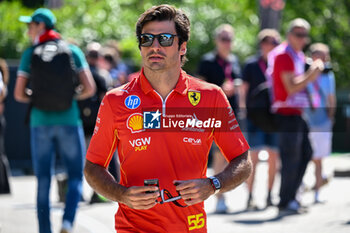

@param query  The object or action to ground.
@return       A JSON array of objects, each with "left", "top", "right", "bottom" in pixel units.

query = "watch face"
[{"left": 213, "top": 178, "right": 221, "bottom": 189}]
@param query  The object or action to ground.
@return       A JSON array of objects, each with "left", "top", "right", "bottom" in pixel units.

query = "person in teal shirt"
[{"left": 14, "top": 8, "right": 95, "bottom": 233}]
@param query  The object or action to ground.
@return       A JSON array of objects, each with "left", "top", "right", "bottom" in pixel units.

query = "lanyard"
[
  {"left": 257, "top": 57, "right": 267, "bottom": 75},
  {"left": 216, "top": 56, "right": 233, "bottom": 80},
  {"left": 285, "top": 45, "right": 305, "bottom": 75}
]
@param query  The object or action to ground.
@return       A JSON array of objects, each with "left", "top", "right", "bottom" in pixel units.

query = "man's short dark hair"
[{"left": 136, "top": 4, "right": 190, "bottom": 65}]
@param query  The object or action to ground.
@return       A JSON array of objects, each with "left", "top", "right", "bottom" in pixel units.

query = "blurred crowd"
[{"left": 195, "top": 19, "right": 335, "bottom": 214}]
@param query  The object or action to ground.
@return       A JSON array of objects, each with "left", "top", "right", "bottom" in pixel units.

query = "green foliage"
[
  {"left": 0, "top": 0, "right": 349, "bottom": 87},
  {"left": 0, "top": 1, "right": 33, "bottom": 58},
  {"left": 282, "top": 0, "right": 350, "bottom": 88},
  {"left": 54, "top": 0, "right": 260, "bottom": 73},
  {"left": 4, "top": 0, "right": 43, "bottom": 8},
  {"left": 0, "top": 0, "right": 259, "bottom": 73}
]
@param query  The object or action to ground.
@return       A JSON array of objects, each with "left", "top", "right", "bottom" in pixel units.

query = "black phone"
[{"left": 144, "top": 179, "right": 159, "bottom": 193}]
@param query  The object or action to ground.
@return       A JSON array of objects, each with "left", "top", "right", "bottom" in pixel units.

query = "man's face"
[
  {"left": 312, "top": 51, "right": 327, "bottom": 62},
  {"left": 288, "top": 27, "right": 309, "bottom": 51},
  {"left": 215, "top": 30, "right": 233, "bottom": 57},
  {"left": 27, "top": 22, "right": 44, "bottom": 43},
  {"left": 140, "top": 20, "right": 186, "bottom": 71},
  {"left": 260, "top": 36, "right": 278, "bottom": 56}
]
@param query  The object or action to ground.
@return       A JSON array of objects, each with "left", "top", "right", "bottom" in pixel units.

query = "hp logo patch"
[
  {"left": 143, "top": 110, "right": 161, "bottom": 129},
  {"left": 125, "top": 95, "right": 141, "bottom": 109}
]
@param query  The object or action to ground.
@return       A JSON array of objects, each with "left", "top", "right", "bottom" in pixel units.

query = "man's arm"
[
  {"left": 75, "top": 69, "right": 96, "bottom": 100},
  {"left": 240, "top": 81, "right": 249, "bottom": 109},
  {"left": 0, "top": 86, "right": 7, "bottom": 102},
  {"left": 175, "top": 151, "right": 252, "bottom": 206},
  {"left": 281, "top": 59, "right": 324, "bottom": 95},
  {"left": 215, "top": 151, "right": 252, "bottom": 193},
  {"left": 0, "top": 74, "right": 6, "bottom": 102},
  {"left": 84, "top": 160, "right": 159, "bottom": 209},
  {"left": 83, "top": 93, "right": 158, "bottom": 210},
  {"left": 14, "top": 76, "right": 31, "bottom": 103},
  {"left": 327, "top": 94, "right": 336, "bottom": 121}
]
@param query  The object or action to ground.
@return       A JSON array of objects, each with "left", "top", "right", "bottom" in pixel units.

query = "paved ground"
[{"left": 1, "top": 154, "right": 350, "bottom": 233}]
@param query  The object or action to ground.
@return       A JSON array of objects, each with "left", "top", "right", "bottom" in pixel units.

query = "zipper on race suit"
[{"left": 153, "top": 90, "right": 174, "bottom": 116}]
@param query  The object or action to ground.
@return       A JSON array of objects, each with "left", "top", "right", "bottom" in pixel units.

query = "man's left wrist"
[{"left": 208, "top": 176, "right": 221, "bottom": 195}]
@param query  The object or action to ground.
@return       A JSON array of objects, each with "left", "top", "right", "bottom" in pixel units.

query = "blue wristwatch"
[{"left": 208, "top": 176, "right": 221, "bottom": 195}]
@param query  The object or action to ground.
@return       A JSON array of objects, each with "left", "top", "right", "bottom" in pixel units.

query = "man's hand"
[
  {"left": 14, "top": 76, "right": 31, "bottom": 103},
  {"left": 173, "top": 179, "right": 214, "bottom": 206},
  {"left": 84, "top": 160, "right": 160, "bottom": 210},
  {"left": 120, "top": 186, "right": 160, "bottom": 210},
  {"left": 310, "top": 58, "right": 324, "bottom": 72},
  {"left": 309, "top": 58, "right": 324, "bottom": 81},
  {"left": 222, "top": 79, "right": 235, "bottom": 97}
]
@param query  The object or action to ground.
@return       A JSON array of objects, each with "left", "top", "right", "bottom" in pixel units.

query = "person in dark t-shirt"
[{"left": 197, "top": 24, "right": 243, "bottom": 213}]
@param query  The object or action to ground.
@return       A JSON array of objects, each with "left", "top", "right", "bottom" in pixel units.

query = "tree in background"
[
  {"left": 3, "top": 0, "right": 43, "bottom": 8},
  {"left": 0, "top": 0, "right": 349, "bottom": 87},
  {"left": 281, "top": 0, "right": 350, "bottom": 89},
  {"left": 259, "top": 0, "right": 285, "bottom": 30}
]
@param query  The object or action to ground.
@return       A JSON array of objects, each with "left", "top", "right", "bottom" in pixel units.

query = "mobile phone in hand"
[{"left": 144, "top": 179, "right": 159, "bottom": 193}]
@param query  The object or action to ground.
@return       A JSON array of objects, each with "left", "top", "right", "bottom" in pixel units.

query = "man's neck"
[
  {"left": 288, "top": 42, "right": 302, "bottom": 53},
  {"left": 261, "top": 53, "right": 268, "bottom": 62},
  {"left": 33, "top": 30, "right": 45, "bottom": 45},
  {"left": 217, "top": 51, "right": 230, "bottom": 61},
  {"left": 143, "top": 67, "right": 181, "bottom": 100}
]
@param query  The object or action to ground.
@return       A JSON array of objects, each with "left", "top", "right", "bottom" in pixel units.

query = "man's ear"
[
  {"left": 39, "top": 22, "right": 46, "bottom": 31},
  {"left": 179, "top": 42, "right": 187, "bottom": 55}
]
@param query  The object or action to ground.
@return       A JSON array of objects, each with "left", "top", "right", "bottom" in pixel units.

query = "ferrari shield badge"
[{"left": 188, "top": 91, "right": 201, "bottom": 106}]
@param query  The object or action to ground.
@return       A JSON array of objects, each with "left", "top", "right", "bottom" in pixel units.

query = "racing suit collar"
[{"left": 140, "top": 68, "right": 188, "bottom": 96}]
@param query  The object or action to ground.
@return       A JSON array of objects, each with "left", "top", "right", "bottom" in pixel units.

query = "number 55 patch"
[{"left": 188, "top": 213, "right": 205, "bottom": 231}]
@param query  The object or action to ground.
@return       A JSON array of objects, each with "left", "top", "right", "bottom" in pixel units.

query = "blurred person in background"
[
  {"left": 15, "top": 8, "right": 95, "bottom": 233},
  {"left": 241, "top": 29, "right": 281, "bottom": 209},
  {"left": 101, "top": 40, "right": 132, "bottom": 87},
  {"left": 0, "top": 58, "right": 10, "bottom": 195},
  {"left": 197, "top": 24, "right": 243, "bottom": 213},
  {"left": 267, "top": 18, "right": 324, "bottom": 215},
  {"left": 304, "top": 43, "right": 335, "bottom": 203},
  {"left": 79, "top": 42, "right": 112, "bottom": 140},
  {"left": 78, "top": 42, "right": 119, "bottom": 204},
  {"left": 197, "top": 24, "right": 242, "bottom": 111}
]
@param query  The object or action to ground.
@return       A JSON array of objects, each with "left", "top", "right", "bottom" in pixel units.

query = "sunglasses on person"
[
  {"left": 144, "top": 179, "right": 187, "bottom": 207},
  {"left": 293, "top": 32, "right": 309, "bottom": 38},
  {"left": 219, "top": 37, "right": 232, "bottom": 42},
  {"left": 261, "top": 37, "right": 279, "bottom": 46},
  {"left": 156, "top": 189, "right": 187, "bottom": 208},
  {"left": 139, "top": 33, "right": 177, "bottom": 47}
]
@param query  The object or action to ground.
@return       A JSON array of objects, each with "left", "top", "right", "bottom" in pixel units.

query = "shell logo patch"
[
  {"left": 188, "top": 91, "right": 201, "bottom": 106},
  {"left": 127, "top": 113, "right": 144, "bottom": 133}
]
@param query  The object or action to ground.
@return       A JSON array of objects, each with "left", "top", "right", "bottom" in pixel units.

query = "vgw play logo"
[{"left": 129, "top": 137, "right": 151, "bottom": 151}]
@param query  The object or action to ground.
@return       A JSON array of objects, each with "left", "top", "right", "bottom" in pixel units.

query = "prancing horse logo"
[{"left": 188, "top": 91, "right": 201, "bottom": 106}]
